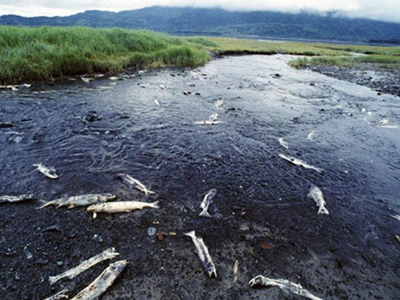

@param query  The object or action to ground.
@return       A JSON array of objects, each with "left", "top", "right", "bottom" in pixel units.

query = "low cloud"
[{"left": 1, "top": 0, "right": 400, "bottom": 23}]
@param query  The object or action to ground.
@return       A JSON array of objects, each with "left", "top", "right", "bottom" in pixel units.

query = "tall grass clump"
[{"left": 0, "top": 26, "right": 211, "bottom": 84}]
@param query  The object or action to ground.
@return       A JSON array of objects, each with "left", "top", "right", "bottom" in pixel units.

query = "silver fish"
[
  {"left": 87, "top": 201, "right": 159, "bottom": 219},
  {"left": 391, "top": 215, "right": 400, "bottom": 222},
  {"left": 233, "top": 260, "right": 239, "bottom": 283},
  {"left": 33, "top": 163, "right": 59, "bottom": 179},
  {"left": 195, "top": 120, "right": 222, "bottom": 125},
  {"left": 249, "top": 275, "right": 323, "bottom": 300},
  {"left": 184, "top": 230, "right": 217, "bottom": 278},
  {"left": 199, "top": 189, "right": 217, "bottom": 218},
  {"left": 71, "top": 260, "right": 127, "bottom": 300},
  {"left": 0, "top": 194, "right": 34, "bottom": 204},
  {"left": 307, "top": 186, "right": 329, "bottom": 215},
  {"left": 278, "top": 138, "right": 289, "bottom": 149},
  {"left": 38, "top": 193, "right": 116, "bottom": 209},
  {"left": 117, "top": 173, "right": 155, "bottom": 196},
  {"left": 307, "top": 130, "right": 317, "bottom": 141},
  {"left": 279, "top": 154, "right": 323, "bottom": 173},
  {"left": 49, "top": 248, "right": 119, "bottom": 285},
  {"left": 154, "top": 99, "right": 160, "bottom": 106},
  {"left": 43, "top": 289, "right": 69, "bottom": 300}
]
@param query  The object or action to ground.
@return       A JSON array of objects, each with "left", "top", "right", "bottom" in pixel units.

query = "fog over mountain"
[{"left": 1, "top": 0, "right": 400, "bottom": 23}]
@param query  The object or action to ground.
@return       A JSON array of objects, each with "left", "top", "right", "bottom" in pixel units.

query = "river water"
[{"left": 0, "top": 55, "right": 399, "bottom": 299}]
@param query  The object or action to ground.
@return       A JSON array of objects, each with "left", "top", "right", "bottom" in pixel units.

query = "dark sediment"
[{"left": 0, "top": 55, "right": 399, "bottom": 300}]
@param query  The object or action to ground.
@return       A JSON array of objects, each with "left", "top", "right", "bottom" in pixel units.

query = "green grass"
[
  {"left": 289, "top": 54, "right": 400, "bottom": 69},
  {"left": 207, "top": 37, "right": 350, "bottom": 56},
  {"left": 1, "top": 26, "right": 399, "bottom": 84},
  {"left": 0, "top": 26, "right": 210, "bottom": 84}
]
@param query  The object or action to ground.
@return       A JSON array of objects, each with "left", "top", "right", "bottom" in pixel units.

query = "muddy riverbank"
[
  {"left": 0, "top": 55, "right": 400, "bottom": 300},
  {"left": 305, "top": 63, "right": 400, "bottom": 98}
]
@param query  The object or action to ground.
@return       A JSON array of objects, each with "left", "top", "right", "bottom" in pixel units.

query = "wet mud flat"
[
  {"left": 1, "top": 55, "right": 400, "bottom": 299},
  {"left": 306, "top": 64, "right": 400, "bottom": 98}
]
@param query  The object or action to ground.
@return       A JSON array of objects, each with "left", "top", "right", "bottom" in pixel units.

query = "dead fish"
[
  {"left": 233, "top": 260, "right": 239, "bottom": 283},
  {"left": 279, "top": 154, "right": 323, "bottom": 173},
  {"left": 49, "top": 248, "right": 119, "bottom": 285},
  {"left": 159, "top": 84, "right": 166, "bottom": 90},
  {"left": 0, "top": 194, "right": 34, "bottom": 204},
  {"left": 391, "top": 215, "right": 400, "bottom": 222},
  {"left": 87, "top": 201, "right": 159, "bottom": 219},
  {"left": 307, "top": 130, "right": 317, "bottom": 141},
  {"left": 199, "top": 189, "right": 217, "bottom": 218},
  {"left": 33, "top": 163, "right": 59, "bottom": 179},
  {"left": 38, "top": 193, "right": 116, "bottom": 209},
  {"left": 44, "top": 289, "right": 69, "bottom": 300},
  {"left": 307, "top": 186, "right": 329, "bottom": 215},
  {"left": 249, "top": 275, "right": 322, "bottom": 300},
  {"left": 209, "top": 113, "right": 219, "bottom": 122},
  {"left": 81, "top": 77, "right": 92, "bottom": 83},
  {"left": 154, "top": 99, "right": 160, "bottom": 106},
  {"left": 215, "top": 100, "right": 224, "bottom": 108},
  {"left": 278, "top": 138, "right": 289, "bottom": 149},
  {"left": 195, "top": 120, "right": 222, "bottom": 125},
  {"left": 396, "top": 235, "right": 400, "bottom": 245},
  {"left": 184, "top": 230, "right": 217, "bottom": 278},
  {"left": 117, "top": 173, "right": 155, "bottom": 196},
  {"left": 71, "top": 260, "right": 127, "bottom": 300}
]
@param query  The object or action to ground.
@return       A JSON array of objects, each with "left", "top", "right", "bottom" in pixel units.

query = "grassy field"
[
  {"left": 0, "top": 26, "right": 210, "bottom": 83},
  {"left": 1, "top": 26, "right": 399, "bottom": 84}
]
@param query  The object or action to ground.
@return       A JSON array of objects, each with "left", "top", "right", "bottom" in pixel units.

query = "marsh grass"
[{"left": 0, "top": 26, "right": 210, "bottom": 83}]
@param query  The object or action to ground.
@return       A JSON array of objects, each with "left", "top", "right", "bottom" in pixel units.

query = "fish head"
[
  {"left": 110, "top": 260, "right": 127, "bottom": 273},
  {"left": 249, "top": 275, "right": 266, "bottom": 287},
  {"left": 205, "top": 262, "right": 217, "bottom": 278},
  {"left": 103, "top": 193, "right": 117, "bottom": 201}
]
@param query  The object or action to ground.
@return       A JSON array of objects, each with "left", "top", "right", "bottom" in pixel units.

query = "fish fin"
[
  {"left": 37, "top": 201, "right": 52, "bottom": 209},
  {"left": 318, "top": 207, "right": 330, "bottom": 215},
  {"left": 199, "top": 210, "right": 211, "bottom": 218},
  {"left": 151, "top": 201, "right": 160, "bottom": 209},
  {"left": 184, "top": 230, "right": 196, "bottom": 239}
]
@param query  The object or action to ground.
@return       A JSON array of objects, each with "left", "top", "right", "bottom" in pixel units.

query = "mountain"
[{"left": 1, "top": 6, "right": 400, "bottom": 43}]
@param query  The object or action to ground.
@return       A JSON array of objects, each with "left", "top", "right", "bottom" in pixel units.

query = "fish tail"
[
  {"left": 318, "top": 207, "right": 330, "bottom": 215},
  {"left": 151, "top": 201, "right": 160, "bottom": 209},
  {"left": 145, "top": 190, "right": 156, "bottom": 197},
  {"left": 184, "top": 230, "right": 196, "bottom": 239},
  {"left": 199, "top": 210, "right": 211, "bottom": 218}
]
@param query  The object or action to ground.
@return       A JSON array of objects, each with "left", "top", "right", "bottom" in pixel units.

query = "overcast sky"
[{"left": 1, "top": 0, "right": 399, "bottom": 23}]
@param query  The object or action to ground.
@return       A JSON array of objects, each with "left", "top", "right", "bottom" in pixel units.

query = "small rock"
[
  {"left": 183, "top": 91, "right": 191, "bottom": 95},
  {"left": 148, "top": 227, "right": 157, "bottom": 237}
]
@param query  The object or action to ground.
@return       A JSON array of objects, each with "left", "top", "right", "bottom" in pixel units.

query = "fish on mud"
[
  {"left": 307, "top": 186, "right": 329, "bottom": 215},
  {"left": 278, "top": 138, "right": 289, "bottom": 149},
  {"left": 49, "top": 248, "right": 119, "bottom": 285},
  {"left": 279, "top": 154, "right": 323, "bottom": 173},
  {"left": 249, "top": 275, "right": 322, "bottom": 300},
  {"left": 87, "top": 200, "right": 159, "bottom": 218},
  {"left": 33, "top": 163, "right": 59, "bottom": 179},
  {"left": 38, "top": 193, "right": 116, "bottom": 209},
  {"left": 184, "top": 230, "right": 217, "bottom": 278},
  {"left": 44, "top": 289, "right": 69, "bottom": 300},
  {"left": 199, "top": 189, "right": 217, "bottom": 218},
  {"left": 233, "top": 260, "right": 239, "bottom": 283},
  {"left": 391, "top": 215, "right": 400, "bottom": 222},
  {"left": 71, "top": 260, "right": 127, "bottom": 300},
  {"left": 0, "top": 194, "right": 34, "bottom": 204},
  {"left": 307, "top": 130, "right": 317, "bottom": 141},
  {"left": 117, "top": 173, "right": 155, "bottom": 196},
  {"left": 154, "top": 99, "right": 160, "bottom": 106}
]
